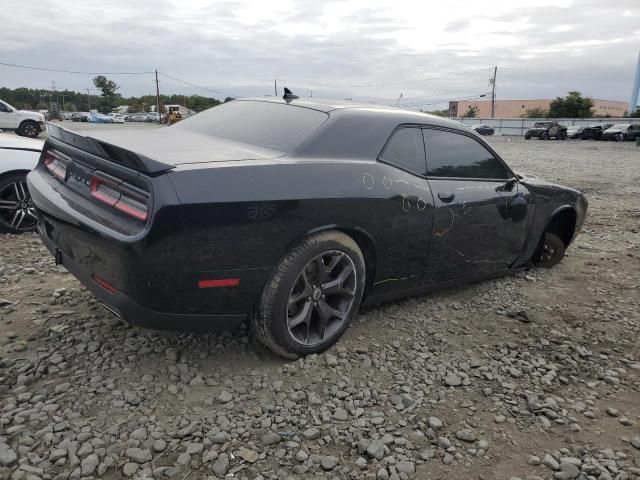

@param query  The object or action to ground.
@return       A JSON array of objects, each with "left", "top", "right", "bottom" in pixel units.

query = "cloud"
[{"left": 1, "top": 0, "right": 638, "bottom": 108}]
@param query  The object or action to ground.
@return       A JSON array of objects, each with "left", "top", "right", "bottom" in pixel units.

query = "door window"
[
  {"left": 0, "top": 102, "right": 11, "bottom": 113},
  {"left": 379, "top": 127, "right": 426, "bottom": 175},
  {"left": 423, "top": 129, "right": 509, "bottom": 179}
]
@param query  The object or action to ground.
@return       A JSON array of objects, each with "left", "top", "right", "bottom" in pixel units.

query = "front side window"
[
  {"left": 423, "top": 129, "right": 509, "bottom": 179},
  {"left": 379, "top": 127, "right": 426, "bottom": 175},
  {"left": 0, "top": 102, "right": 11, "bottom": 113}
]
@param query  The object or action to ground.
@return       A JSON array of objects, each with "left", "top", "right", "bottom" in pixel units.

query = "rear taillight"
[
  {"left": 90, "top": 173, "right": 149, "bottom": 221},
  {"left": 43, "top": 149, "right": 68, "bottom": 181}
]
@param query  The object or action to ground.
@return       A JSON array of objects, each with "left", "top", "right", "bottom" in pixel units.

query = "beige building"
[{"left": 449, "top": 98, "right": 628, "bottom": 118}]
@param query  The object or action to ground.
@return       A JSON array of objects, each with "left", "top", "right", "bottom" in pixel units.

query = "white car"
[
  {"left": 0, "top": 99, "right": 46, "bottom": 138},
  {"left": 110, "top": 113, "right": 126, "bottom": 124},
  {"left": 0, "top": 133, "right": 43, "bottom": 233}
]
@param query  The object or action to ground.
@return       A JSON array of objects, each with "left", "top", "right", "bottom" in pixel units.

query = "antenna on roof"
[{"left": 283, "top": 87, "right": 299, "bottom": 103}]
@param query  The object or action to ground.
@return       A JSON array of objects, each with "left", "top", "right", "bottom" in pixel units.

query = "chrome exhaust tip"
[{"left": 100, "top": 303, "right": 121, "bottom": 318}]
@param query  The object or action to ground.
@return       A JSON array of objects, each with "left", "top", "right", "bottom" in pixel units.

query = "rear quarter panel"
[{"left": 168, "top": 158, "right": 435, "bottom": 307}]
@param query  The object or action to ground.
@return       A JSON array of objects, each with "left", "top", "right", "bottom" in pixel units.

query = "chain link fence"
[{"left": 454, "top": 117, "right": 640, "bottom": 136}]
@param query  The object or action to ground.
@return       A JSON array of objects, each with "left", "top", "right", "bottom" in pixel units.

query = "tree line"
[{"left": 0, "top": 77, "right": 223, "bottom": 114}]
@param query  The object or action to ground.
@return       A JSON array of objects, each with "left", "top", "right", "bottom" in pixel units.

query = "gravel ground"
[{"left": 1, "top": 136, "right": 639, "bottom": 480}]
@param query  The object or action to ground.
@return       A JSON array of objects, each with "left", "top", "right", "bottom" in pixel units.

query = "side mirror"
[{"left": 507, "top": 194, "right": 528, "bottom": 222}]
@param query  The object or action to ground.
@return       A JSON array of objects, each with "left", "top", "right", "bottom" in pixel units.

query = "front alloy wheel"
[
  {"left": 0, "top": 175, "right": 37, "bottom": 234},
  {"left": 252, "top": 230, "right": 365, "bottom": 358},
  {"left": 19, "top": 122, "right": 39, "bottom": 138}
]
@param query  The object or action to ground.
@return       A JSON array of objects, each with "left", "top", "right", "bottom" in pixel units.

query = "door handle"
[{"left": 438, "top": 192, "right": 455, "bottom": 203}]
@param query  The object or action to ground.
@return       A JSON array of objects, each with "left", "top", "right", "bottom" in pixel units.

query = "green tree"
[
  {"left": 629, "top": 108, "right": 640, "bottom": 118},
  {"left": 92, "top": 75, "right": 120, "bottom": 113},
  {"left": 548, "top": 91, "right": 594, "bottom": 118},
  {"left": 523, "top": 107, "right": 549, "bottom": 118},
  {"left": 461, "top": 105, "right": 478, "bottom": 118}
]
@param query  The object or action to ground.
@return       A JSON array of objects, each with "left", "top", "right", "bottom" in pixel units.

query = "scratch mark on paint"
[
  {"left": 401, "top": 194, "right": 411, "bottom": 212},
  {"left": 454, "top": 248, "right": 497, "bottom": 264},
  {"left": 383, "top": 177, "right": 410, "bottom": 189},
  {"left": 434, "top": 205, "right": 456, "bottom": 237},
  {"left": 417, "top": 197, "right": 427, "bottom": 211},
  {"left": 462, "top": 201, "right": 471, "bottom": 215},
  {"left": 363, "top": 173, "right": 375, "bottom": 190},
  {"left": 373, "top": 275, "right": 416, "bottom": 286}
]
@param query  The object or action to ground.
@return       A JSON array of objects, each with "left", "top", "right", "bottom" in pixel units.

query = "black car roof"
[{"left": 237, "top": 97, "right": 470, "bottom": 132}]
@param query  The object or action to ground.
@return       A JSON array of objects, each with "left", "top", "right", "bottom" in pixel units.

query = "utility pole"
[
  {"left": 86, "top": 88, "right": 91, "bottom": 111},
  {"left": 490, "top": 66, "right": 498, "bottom": 119},
  {"left": 274, "top": 79, "right": 277, "bottom": 97},
  {"left": 155, "top": 70, "right": 162, "bottom": 124},
  {"left": 309, "top": 90, "right": 313, "bottom": 98},
  {"left": 629, "top": 50, "right": 640, "bottom": 114}
]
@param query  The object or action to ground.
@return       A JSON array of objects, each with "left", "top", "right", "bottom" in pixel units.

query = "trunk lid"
[{"left": 65, "top": 125, "right": 285, "bottom": 167}]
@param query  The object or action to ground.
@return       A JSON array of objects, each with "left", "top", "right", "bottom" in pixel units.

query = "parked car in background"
[
  {"left": 580, "top": 123, "right": 613, "bottom": 140},
  {"left": 566, "top": 126, "right": 583, "bottom": 139},
  {"left": 0, "top": 133, "right": 43, "bottom": 233},
  {"left": 129, "top": 113, "right": 149, "bottom": 122},
  {"left": 28, "top": 97, "right": 587, "bottom": 357},
  {"left": 110, "top": 114, "right": 126, "bottom": 124},
  {"left": 471, "top": 124, "right": 494, "bottom": 136},
  {"left": 88, "top": 111, "right": 113, "bottom": 123},
  {"left": 71, "top": 112, "right": 89, "bottom": 122},
  {"left": 602, "top": 124, "right": 640, "bottom": 141},
  {"left": 524, "top": 121, "right": 567, "bottom": 140},
  {"left": 0, "top": 99, "right": 46, "bottom": 138},
  {"left": 146, "top": 112, "right": 160, "bottom": 122}
]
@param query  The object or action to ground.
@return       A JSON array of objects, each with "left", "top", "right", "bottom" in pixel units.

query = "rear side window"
[
  {"left": 379, "top": 128, "right": 426, "bottom": 175},
  {"left": 175, "top": 101, "right": 328, "bottom": 153},
  {"left": 423, "top": 129, "right": 509, "bottom": 179}
]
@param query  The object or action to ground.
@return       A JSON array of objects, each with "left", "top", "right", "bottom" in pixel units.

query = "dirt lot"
[{"left": 1, "top": 136, "right": 639, "bottom": 480}]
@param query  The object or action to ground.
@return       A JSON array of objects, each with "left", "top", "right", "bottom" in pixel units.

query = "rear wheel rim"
[
  {"left": 286, "top": 250, "right": 357, "bottom": 347},
  {"left": 0, "top": 180, "right": 37, "bottom": 232}
]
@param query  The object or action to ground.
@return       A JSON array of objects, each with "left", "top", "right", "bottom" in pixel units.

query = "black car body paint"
[{"left": 27, "top": 98, "right": 587, "bottom": 331}]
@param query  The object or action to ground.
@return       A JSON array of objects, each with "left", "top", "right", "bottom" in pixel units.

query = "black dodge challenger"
[{"left": 27, "top": 97, "right": 587, "bottom": 357}]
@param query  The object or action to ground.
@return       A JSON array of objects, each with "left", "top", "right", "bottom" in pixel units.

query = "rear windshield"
[
  {"left": 174, "top": 101, "right": 328, "bottom": 153},
  {"left": 610, "top": 124, "right": 629, "bottom": 129}
]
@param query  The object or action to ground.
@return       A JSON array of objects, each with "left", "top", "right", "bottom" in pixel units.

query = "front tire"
[
  {"left": 0, "top": 173, "right": 37, "bottom": 234},
  {"left": 532, "top": 232, "right": 565, "bottom": 268},
  {"left": 252, "top": 230, "right": 366, "bottom": 358},
  {"left": 18, "top": 121, "right": 40, "bottom": 138}
]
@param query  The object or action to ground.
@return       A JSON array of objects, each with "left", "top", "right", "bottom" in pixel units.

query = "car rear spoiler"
[{"left": 46, "top": 123, "right": 175, "bottom": 174}]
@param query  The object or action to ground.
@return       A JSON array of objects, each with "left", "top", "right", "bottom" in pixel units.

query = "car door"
[
  {"left": 422, "top": 127, "right": 528, "bottom": 283},
  {"left": 371, "top": 126, "right": 435, "bottom": 295},
  {"left": 0, "top": 101, "right": 16, "bottom": 129}
]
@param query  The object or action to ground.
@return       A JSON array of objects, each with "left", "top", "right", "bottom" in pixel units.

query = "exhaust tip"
[{"left": 100, "top": 303, "right": 122, "bottom": 318}]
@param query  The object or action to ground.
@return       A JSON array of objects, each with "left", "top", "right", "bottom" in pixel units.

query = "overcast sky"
[{"left": 1, "top": 0, "right": 639, "bottom": 109}]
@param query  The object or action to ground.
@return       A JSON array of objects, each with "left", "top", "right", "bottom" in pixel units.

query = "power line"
[
  {"left": 287, "top": 67, "right": 494, "bottom": 89},
  {"left": 0, "top": 61, "right": 154, "bottom": 75},
  {"left": 157, "top": 72, "right": 240, "bottom": 99}
]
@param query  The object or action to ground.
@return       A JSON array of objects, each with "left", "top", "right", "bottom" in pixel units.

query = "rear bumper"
[{"left": 37, "top": 220, "right": 246, "bottom": 331}]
